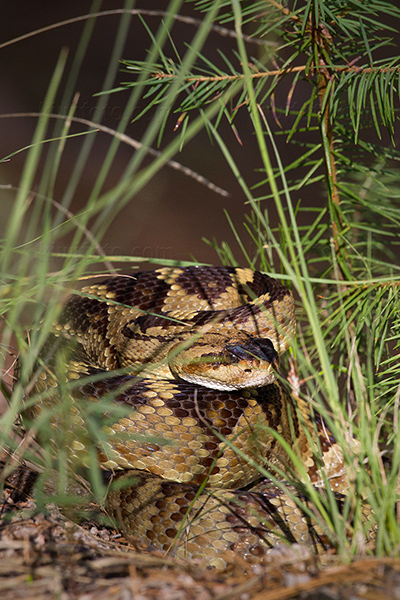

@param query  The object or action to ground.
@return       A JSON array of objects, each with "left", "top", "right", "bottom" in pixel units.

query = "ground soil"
[{"left": 2, "top": 463, "right": 400, "bottom": 600}]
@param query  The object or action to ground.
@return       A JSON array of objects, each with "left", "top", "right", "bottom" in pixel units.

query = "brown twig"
[{"left": 150, "top": 63, "right": 400, "bottom": 84}]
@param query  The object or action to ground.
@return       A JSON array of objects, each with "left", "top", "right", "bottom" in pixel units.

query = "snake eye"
[{"left": 226, "top": 338, "right": 278, "bottom": 365}]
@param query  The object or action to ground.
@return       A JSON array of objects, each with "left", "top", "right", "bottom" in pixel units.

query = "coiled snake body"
[{"left": 28, "top": 266, "right": 372, "bottom": 569}]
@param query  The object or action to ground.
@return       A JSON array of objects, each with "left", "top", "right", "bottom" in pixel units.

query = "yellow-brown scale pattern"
[
  {"left": 109, "top": 470, "right": 375, "bottom": 570},
  {"left": 25, "top": 266, "right": 373, "bottom": 569}
]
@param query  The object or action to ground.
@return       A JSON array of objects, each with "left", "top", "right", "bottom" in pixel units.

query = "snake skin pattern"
[{"left": 26, "top": 266, "right": 373, "bottom": 569}]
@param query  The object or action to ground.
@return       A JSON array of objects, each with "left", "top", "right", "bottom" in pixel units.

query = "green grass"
[{"left": 2, "top": 0, "right": 400, "bottom": 564}]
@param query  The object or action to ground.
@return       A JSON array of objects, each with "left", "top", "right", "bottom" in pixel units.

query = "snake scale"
[{"left": 26, "top": 265, "right": 373, "bottom": 569}]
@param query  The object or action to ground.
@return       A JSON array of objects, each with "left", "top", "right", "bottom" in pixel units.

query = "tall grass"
[{"left": 1, "top": 0, "right": 400, "bottom": 560}]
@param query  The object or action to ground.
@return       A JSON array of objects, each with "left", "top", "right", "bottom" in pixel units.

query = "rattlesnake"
[{"left": 25, "top": 265, "right": 373, "bottom": 569}]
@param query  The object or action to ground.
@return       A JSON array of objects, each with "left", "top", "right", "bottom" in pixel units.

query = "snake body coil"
[{"left": 27, "top": 266, "right": 372, "bottom": 569}]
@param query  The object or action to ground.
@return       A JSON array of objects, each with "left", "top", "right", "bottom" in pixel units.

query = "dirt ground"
[{"left": 2, "top": 464, "right": 400, "bottom": 600}]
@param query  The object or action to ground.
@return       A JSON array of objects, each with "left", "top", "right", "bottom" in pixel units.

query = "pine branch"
[{"left": 131, "top": 61, "right": 400, "bottom": 85}]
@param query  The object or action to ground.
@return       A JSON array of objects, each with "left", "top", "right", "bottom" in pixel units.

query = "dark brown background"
[
  {"left": 1, "top": 2, "right": 399, "bottom": 271},
  {"left": 0, "top": 1, "right": 318, "bottom": 269}
]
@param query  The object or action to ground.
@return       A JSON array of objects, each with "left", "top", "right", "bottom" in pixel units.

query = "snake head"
[{"left": 168, "top": 333, "right": 279, "bottom": 391}]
